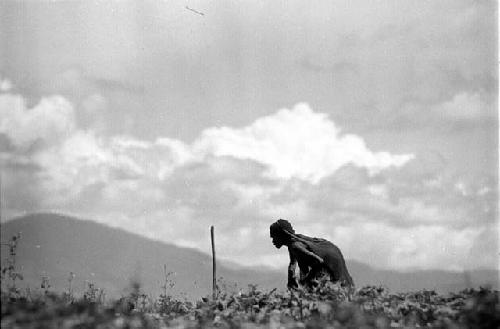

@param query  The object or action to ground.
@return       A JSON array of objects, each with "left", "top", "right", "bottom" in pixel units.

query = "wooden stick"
[{"left": 210, "top": 225, "right": 216, "bottom": 300}]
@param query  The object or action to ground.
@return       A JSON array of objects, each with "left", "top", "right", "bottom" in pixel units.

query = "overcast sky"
[{"left": 0, "top": 0, "right": 498, "bottom": 272}]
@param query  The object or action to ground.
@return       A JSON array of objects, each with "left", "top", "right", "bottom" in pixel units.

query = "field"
[
  {"left": 2, "top": 234, "right": 499, "bottom": 328},
  {"left": 1, "top": 278, "right": 498, "bottom": 329}
]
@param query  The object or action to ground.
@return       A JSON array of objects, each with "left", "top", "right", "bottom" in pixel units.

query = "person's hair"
[{"left": 270, "top": 219, "right": 295, "bottom": 236}]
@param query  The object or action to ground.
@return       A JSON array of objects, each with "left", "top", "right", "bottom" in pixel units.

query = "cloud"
[
  {"left": 0, "top": 94, "right": 76, "bottom": 149},
  {"left": 389, "top": 91, "right": 496, "bottom": 131},
  {"left": 433, "top": 92, "right": 493, "bottom": 121},
  {"left": 296, "top": 0, "right": 496, "bottom": 132},
  {"left": 260, "top": 163, "right": 496, "bottom": 232},
  {"left": 1, "top": 0, "right": 496, "bottom": 275},
  {"left": 9, "top": 101, "right": 410, "bottom": 191},
  {"left": 1, "top": 90, "right": 496, "bottom": 271},
  {"left": 0, "top": 77, "right": 13, "bottom": 92},
  {"left": 193, "top": 103, "right": 414, "bottom": 183},
  {"left": 327, "top": 222, "right": 487, "bottom": 271}
]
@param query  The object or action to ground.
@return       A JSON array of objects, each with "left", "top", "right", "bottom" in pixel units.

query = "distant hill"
[
  {"left": 1, "top": 213, "right": 498, "bottom": 300},
  {"left": 0, "top": 213, "right": 285, "bottom": 299}
]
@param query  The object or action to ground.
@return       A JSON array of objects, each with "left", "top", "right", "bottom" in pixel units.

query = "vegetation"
[{"left": 2, "top": 234, "right": 499, "bottom": 328}]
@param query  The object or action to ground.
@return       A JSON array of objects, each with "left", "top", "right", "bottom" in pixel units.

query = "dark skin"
[
  {"left": 270, "top": 220, "right": 355, "bottom": 289},
  {"left": 271, "top": 231, "right": 325, "bottom": 289}
]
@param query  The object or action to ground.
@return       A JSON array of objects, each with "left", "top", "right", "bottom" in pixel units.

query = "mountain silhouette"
[{"left": 1, "top": 213, "right": 497, "bottom": 300}]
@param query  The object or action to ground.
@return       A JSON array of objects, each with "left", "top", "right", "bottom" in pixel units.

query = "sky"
[{"left": 0, "top": 0, "right": 498, "bottom": 272}]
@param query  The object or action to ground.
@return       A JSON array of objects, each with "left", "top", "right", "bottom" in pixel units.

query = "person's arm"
[
  {"left": 287, "top": 250, "right": 299, "bottom": 289},
  {"left": 291, "top": 242, "right": 325, "bottom": 286},
  {"left": 292, "top": 242, "right": 324, "bottom": 265},
  {"left": 282, "top": 230, "right": 325, "bottom": 264}
]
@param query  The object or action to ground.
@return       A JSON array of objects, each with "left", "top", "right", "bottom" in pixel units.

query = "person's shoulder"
[
  {"left": 297, "top": 234, "right": 329, "bottom": 244},
  {"left": 290, "top": 240, "right": 308, "bottom": 249},
  {"left": 290, "top": 240, "right": 305, "bottom": 248}
]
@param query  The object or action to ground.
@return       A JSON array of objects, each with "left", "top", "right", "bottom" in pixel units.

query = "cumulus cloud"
[
  {"left": 7, "top": 101, "right": 410, "bottom": 191},
  {"left": 193, "top": 103, "right": 414, "bottom": 183}
]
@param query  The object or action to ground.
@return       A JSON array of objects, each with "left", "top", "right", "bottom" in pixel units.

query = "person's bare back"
[{"left": 270, "top": 219, "right": 354, "bottom": 289}]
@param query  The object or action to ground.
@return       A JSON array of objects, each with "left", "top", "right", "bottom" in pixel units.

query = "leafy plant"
[
  {"left": 0, "top": 232, "right": 23, "bottom": 300},
  {"left": 1, "top": 234, "right": 498, "bottom": 328}
]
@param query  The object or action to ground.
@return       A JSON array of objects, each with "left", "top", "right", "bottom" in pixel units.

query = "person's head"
[{"left": 270, "top": 219, "right": 295, "bottom": 248}]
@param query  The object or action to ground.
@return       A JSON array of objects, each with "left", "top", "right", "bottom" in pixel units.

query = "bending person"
[{"left": 270, "top": 219, "right": 354, "bottom": 289}]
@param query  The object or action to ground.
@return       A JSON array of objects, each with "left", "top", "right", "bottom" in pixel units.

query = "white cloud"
[
  {"left": 34, "top": 131, "right": 113, "bottom": 202},
  {"left": 0, "top": 94, "right": 76, "bottom": 148},
  {"left": 20, "top": 102, "right": 410, "bottom": 190},
  {"left": 193, "top": 103, "right": 414, "bottom": 183}
]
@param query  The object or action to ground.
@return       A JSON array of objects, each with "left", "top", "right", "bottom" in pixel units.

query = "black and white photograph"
[{"left": 0, "top": 0, "right": 498, "bottom": 327}]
